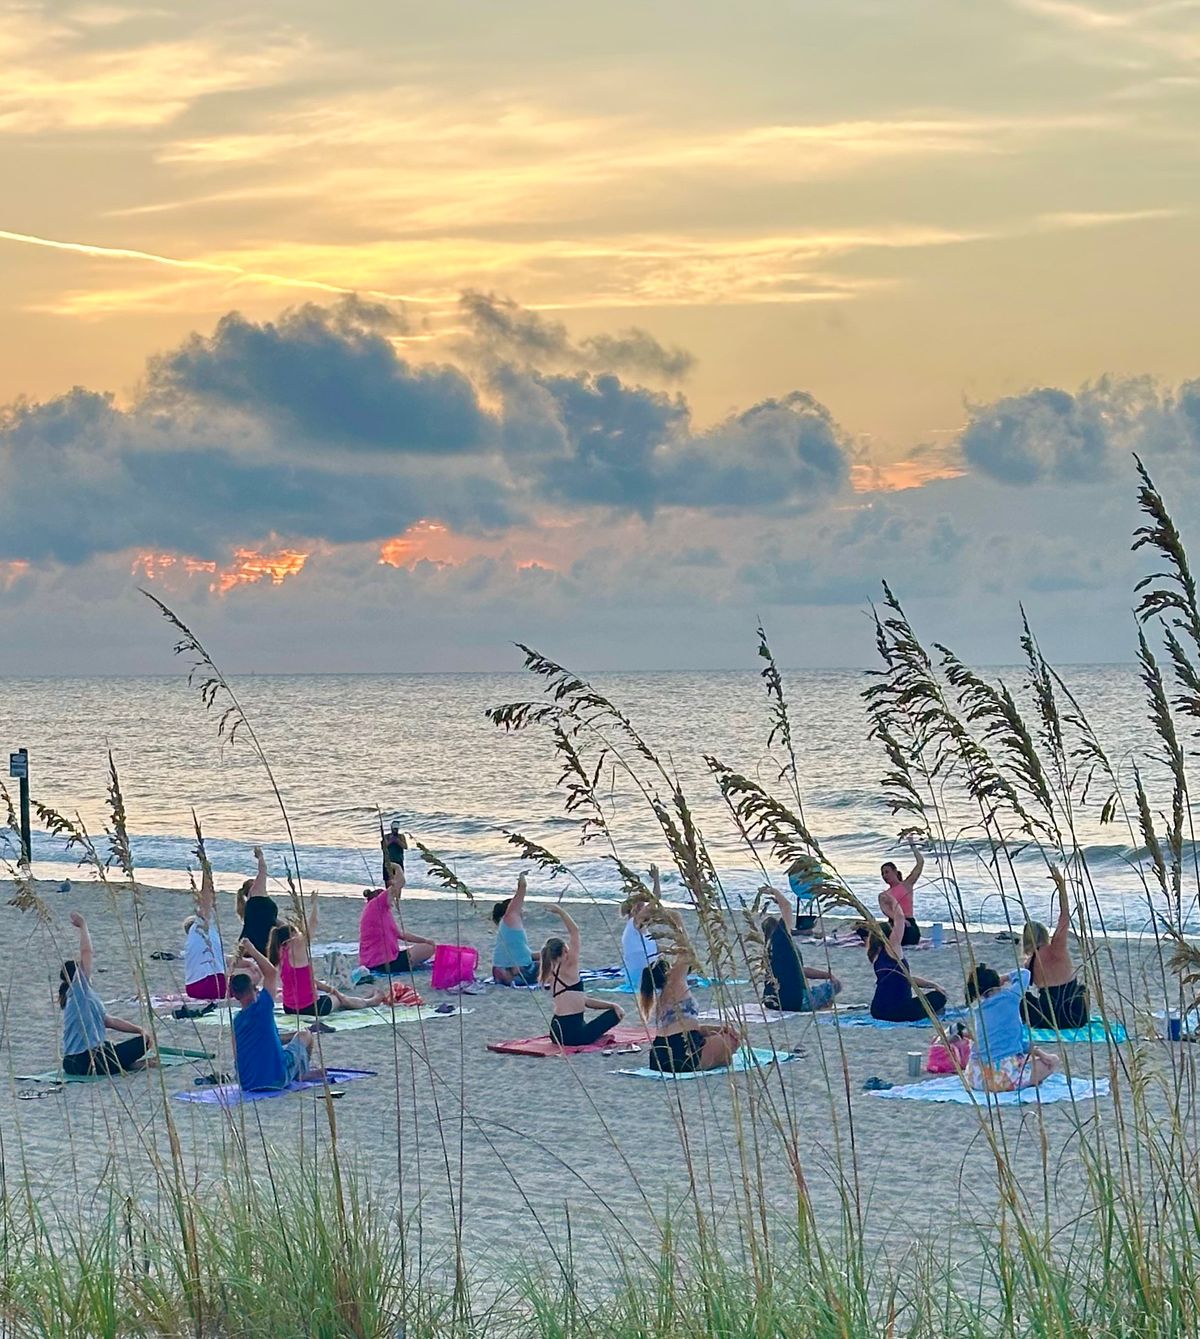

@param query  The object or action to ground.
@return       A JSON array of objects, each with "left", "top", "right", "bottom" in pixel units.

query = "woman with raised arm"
[
  {"left": 879, "top": 837, "right": 925, "bottom": 946},
  {"left": 359, "top": 864, "right": 436, "bottom": 978},
  {"left": 1021, "top": 878, "right": 1089, "bottom": 1030},
  {"left": 540, "top": 906, "right": 624, "bottom": 1047},
  {"left": 759, "top": 885, "right": 841, "bottom": 1012},
  {"left": 491, "top": 872, "right": 538, "bottom": 985},
  {"left": 640, "top": 952, "right": 741, "bottom": 1073},
  {"left": 237, "top": 846, "right": 280, "bottom": 956},
  {"left": 868, "top": 891, "right": 947, "bottom": 1022},
  {"left": 270, "top": 890, "right": 385, "bottom": 1020},
  {"left": 60, "top": 912, "right": 154, "bottom": 1076},
  {"left": 183, "top": 864, "right": 227, "bottom": 1001}
]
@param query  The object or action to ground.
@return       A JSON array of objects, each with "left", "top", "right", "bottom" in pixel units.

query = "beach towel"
[
  {"left": 174, "top": 1068, "right": 376, "bottom": 1106},
  {"left": 17, "top": 1052, "right": 200, "bottom": 1084},
  {"left": 869, "top": 1073, "right": 1111, "bottom": 1106},
  {"left": 696, "top": 1004, "right": 810, "bottom": 1025},
  {"left": 616, "top": 1046, "right": 796, "bottom": 1081},
  {"left": 487, "top": 1025, "right": 652, "bottom": 1058},
  {"left": 187, "top": 1004, "right": 468, "bottom": 1031},
  {"left": 821, "top": 931, "right": 960, "bottom": 951}
]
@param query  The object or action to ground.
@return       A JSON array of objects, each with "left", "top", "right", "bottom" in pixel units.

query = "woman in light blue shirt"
[
  {"left": 964, "top": 962, "right": 1059, "bottom": 1093},
  {"left": 59, "top": 912, "right": 152, "bottom": 1077},
  {"left": 491, "top": 873, "right": 539, "bottom": 985}
]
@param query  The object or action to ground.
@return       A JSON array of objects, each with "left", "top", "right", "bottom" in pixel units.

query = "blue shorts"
[{"left": 283, "top": 1036, "right": 311, "bottom": 1084}]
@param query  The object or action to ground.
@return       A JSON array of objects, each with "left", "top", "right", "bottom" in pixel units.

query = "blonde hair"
[
  {"left": 539, "top": 936, "right": 566, "bottom": 987},
  {"left": 1023, "top": 921, "right": 1050, "bottom": 953}
]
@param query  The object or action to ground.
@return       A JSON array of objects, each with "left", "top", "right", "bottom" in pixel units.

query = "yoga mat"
[
  {"left": 187, "top": 1004, "right": 468, "bottom": 1030},
  {"left": 1025, "top": 1017, "right": 1127, "bottom": 1045},
  {"left": 487, "top": 1025, "right": 652, "bottom": 1058},
  {"left": 817, "top": 1008, "right": 971, "bottom": 1030},
  {"left": 616, "top": 1046, "right": 796, "bottom": 1081},
  {"left": 312, "top": 942, "right": 433, "bottom": 966},
  {"left": 869, "top": 1073, "right": 1111, "bottom": 1106},
  {"left": 155, "top": 1046, "right": 217, "bottom": 1060},
  {"left": 17, "top": 1052, "right": 198, "bottom": 1084},
  {"left": 594, "top": 975, "right": 748, "bottom": 995},
  {"left": 696, "top": 1004, "right": 809, "bottom": 1024},
  {"left": 174, "top": 1068, "right": 375, "bottom": 1106}
]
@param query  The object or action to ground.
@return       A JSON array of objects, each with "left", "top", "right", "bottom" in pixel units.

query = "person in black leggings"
[
  {"left": 868, "top": 893, "right": 948, "bottom": 1022},
  {"left": 540, "top": 906, "right": 624, "bottom": 1046}
]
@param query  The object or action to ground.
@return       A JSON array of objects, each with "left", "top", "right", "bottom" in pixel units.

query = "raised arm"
[
  {"left": 69, "top": 911, "right": 94, "bottom": 977},
  {"left": 306, "top": 888, "right": 320, "bottom": 938},
  {"left": 247, "top": 846, "right": 267, "bottom": 898},
  {"left": 760, "top": 884, "right": 795, "bottom": 933},
  {"left": 503, "top": 873, "right": 528, "bottom": 925},
  {"left": 904, "top": 839, "right": 925, "bottom": 888},
  {"left": 549, "top": 905, "right": 581, "bottom": 959},
  {"left": 197, "top": 864, "right": 216, "bottom": 922},
  {"left": 1051, "top": 878, "right": 1072, "bottom": 947},
  {"left": 239, "top": 938, "right": 279, "bottom": 997},
  {"left": 650, "top": 864, "right": 662, "bottom": 899}
]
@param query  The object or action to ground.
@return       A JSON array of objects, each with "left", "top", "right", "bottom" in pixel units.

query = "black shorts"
[
  {"left": 649, "top": 1030, "right": 706, "bottom": 1074},
  {"left": 368, "top": 951, "right": 412, "bottom": 975},
  {"left": 63, "top": 1036, "right": 148, "bottom": 1076},
  {"left": 287, "top": 995, "right": 333, "bottom": 1017}
]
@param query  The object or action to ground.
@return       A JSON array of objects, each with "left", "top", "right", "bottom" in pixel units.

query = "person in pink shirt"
[
  {"left": 359, "top": 864, "right": 435, "bottom": 978},
  {"left": 880, "top": 837, "right": 925, "bottom": 947},
  {"left": 266, "top": 888, "right": 386, "bottom": 1024}
]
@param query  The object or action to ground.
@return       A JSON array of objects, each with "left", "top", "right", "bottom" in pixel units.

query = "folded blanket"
[
  {"left": 174, "top": 1068, "right": 375, "bottom": 1106},
  {"left": 487, "top": 1025, "right": 652, "bottom": 1058},
  {"left": 869, "top": 1073, "right": 1111, "bottom": 1105},
  {"left": 17, "top": 1052, "right": 198, "bottom": 1084},
  {"left": 616, "top": 1046, "right": 796, "bottom": 1081}
]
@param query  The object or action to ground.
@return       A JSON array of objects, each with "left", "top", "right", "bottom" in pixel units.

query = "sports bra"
[
  {"left": 551, "top": 972, "right": 585, "bottom": 997},
  {"left": 656, "top": 992, "right": 700, "bottom": 1030}
]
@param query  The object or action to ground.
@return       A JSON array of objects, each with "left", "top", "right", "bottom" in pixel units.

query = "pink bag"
[
  {"left": 926, "top": 1033, "right": 971, "bottom": 1074},
  {"left": 430, "top": 943, "right": 479, "bottom": 990}
]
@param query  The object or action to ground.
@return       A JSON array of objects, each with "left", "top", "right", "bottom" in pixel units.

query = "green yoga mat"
[
  {"left": 187, "top": 1005, "right": 466, "bottom": 1031},
  {"left": 17, "top": 1052, "right": 199, "bottom": 1084}
]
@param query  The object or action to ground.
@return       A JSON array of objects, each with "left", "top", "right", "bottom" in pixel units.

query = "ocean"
[{"left": 0, "top": 665, "right": 1188, "bottom": 932}]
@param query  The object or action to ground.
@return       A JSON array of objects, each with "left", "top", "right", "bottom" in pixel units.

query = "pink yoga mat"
[{"left": 487, "top": 1025, "right": 651, "bottom": 1058}]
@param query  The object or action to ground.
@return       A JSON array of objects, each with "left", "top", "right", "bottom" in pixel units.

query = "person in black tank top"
[{"left": 540, "top": 907, "right": 624, "bottom": 1047}]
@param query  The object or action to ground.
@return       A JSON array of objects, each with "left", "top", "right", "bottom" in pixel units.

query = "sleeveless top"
[
  {"left": 279, "top": 940, "right": 317, "bottom": 1011},
  {"left": 655, "top": 991, "right": 700, "bottom": 1031}
]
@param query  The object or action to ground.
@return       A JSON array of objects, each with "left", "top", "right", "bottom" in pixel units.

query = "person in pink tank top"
[
  {"left": 266, "top": 888, "right": 393, "bottom": 1027},
  {"left": 880, "top": 838, "right": 925, "bottom": 947}
]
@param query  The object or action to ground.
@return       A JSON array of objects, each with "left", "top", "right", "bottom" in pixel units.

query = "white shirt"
[
  {"left": 621, "top": 917, "right": 659, "bottom": 990},
  {"left": 184, "top": 917, "right": 226, "bottom": 985}
]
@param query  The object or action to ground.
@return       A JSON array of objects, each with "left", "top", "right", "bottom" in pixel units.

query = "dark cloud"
[
  {"left": 0, "top": 297, "right": 851, "bottom": 565},
  {"left": 960, "top": 377, "right": 1200, "bottom": 485},
  {"left": 459, "top": 291, "right": 694, "bottom": 381},
  {"left": 146, "top": 296, "right": 488, "bottom": 454}
]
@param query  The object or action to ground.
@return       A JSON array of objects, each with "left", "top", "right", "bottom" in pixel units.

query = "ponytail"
[
  {"left": 267, "top": 923, "right": 291, "bottom": 967},
  {"left": 639, "top": 958, "right": 669, "bottom": 1022},
  {"left": 539, "top": 936, "right": 566, "bottom": 988},
  {"left": 58, "top": 960, "right": 78, "bottom": 1010}
]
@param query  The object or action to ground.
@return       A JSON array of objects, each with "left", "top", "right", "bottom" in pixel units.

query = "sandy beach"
[{"left": 0, "top": 876, "right": 1183, "bottom": 1298}]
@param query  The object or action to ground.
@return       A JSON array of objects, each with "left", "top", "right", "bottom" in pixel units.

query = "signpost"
[{"left": 8, "top": 748, "right": 31, "bottom": 866}]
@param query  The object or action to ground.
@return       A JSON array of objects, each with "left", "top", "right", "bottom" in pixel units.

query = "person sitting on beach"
[
  {"left": 640, "top": 955, "right": 741, "bottom": 1073},
  {"left": 230, "top": 939, "right": 318, "bottom": 1091},
  {"left": 382, "top": 820, "right": 408, "bottom": 883},
  {"left": 541, "top": 906, "right": 625, "bottom": 1047},
  {"left": 491, "top": 872, "right": 538, "bottom": 985},
  {"left": 359, "top": 864, "right": 436, "bottom": 978},
  {"left": 60, "top": 912, "right": 155, "bottom": 1076},
  {"left": 1021, "top": 878, "right": 1089, "bottom": 1031},
  {"left": 270, "top": 890, "right": 386, "bottom": 1020},
  {"left": 237, "top": 846, "right": 279, "bottom": 956},
  {"left": 183, "top": 864, "right": 227, "bottom": 1002},
  {"left": 965, "top": 962, "right": 1060, "bottom": 1093},
  {"left": 879, "top": 838, "right": 924, "bottom": 946},
  {"left": 868, "top": 892, "right": 947, "bottom": 1022},
  {"left": 759, "top": 885, "right": 841, "bottom": 1012},
  {"left": 620, "top": 864, "right": 662, "bottom": 991}
]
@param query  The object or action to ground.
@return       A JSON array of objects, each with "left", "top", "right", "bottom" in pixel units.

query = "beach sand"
[{"left": 0, "top": 878, "right": 1184, "bottom": 1293}]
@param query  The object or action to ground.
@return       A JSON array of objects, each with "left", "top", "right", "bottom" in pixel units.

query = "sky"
[{"left": 2, "top": 0, "right": 1200, "bottom": 674}]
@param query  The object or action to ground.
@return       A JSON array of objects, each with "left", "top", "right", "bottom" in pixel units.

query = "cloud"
[
  {"left": 458, "top": 291, "right": 694, "bottom": 380},
  {"left": 0, "top": 297, "right": 854, "bottom": 564},
  {"left": 960, "top": 376, "right": 1200, "bottom": 484}
]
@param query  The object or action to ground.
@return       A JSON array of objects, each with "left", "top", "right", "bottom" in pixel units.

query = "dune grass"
[{"left": 2, "top": 458, "right": 1200, "bottom": 1335}]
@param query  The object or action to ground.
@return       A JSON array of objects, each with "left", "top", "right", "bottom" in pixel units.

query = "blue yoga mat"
[
  {"left": 616, "top": 1046, "right": 795, "bottom": 1081},
  {"left": 869, "top": 1073, "right": 1110, "bottom": 1106},
  {"left": 174, "top": 1068, "right": 375, "bottom": 1106}
]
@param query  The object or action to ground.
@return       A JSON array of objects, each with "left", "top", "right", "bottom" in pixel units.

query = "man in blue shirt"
[{"left": 230, "top": 939, "right": 316, "bottom": 1090}]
